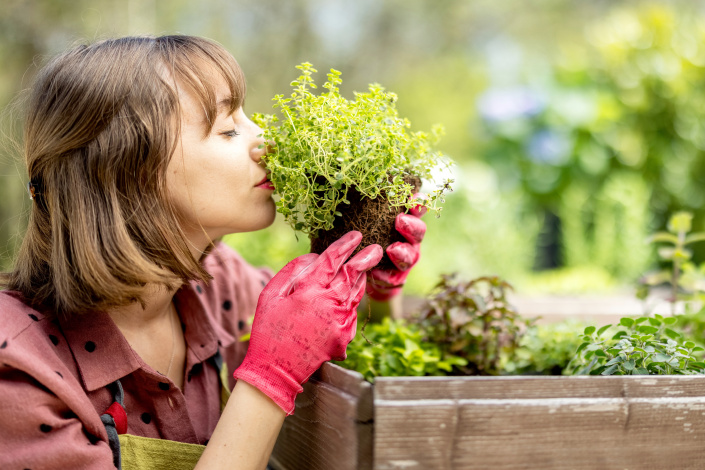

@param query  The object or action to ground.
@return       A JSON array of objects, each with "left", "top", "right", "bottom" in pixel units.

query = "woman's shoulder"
[
  {"left": 0, "top": 291, "right": 88, "bottom": 401},
  {"left": 0, "top": 291, "right": 109, "bottom": 457},
  {"left": 203, "top": 241, "right": 273, "bottom": 282},
  {"left": 0, "top": 291, "right": 56, "bottom": 351}
]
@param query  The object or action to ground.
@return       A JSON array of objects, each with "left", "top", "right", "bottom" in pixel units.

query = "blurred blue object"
[
  {"left": 477, "top": 87, "right": 545, "bottom": 123},
  {"left": 526, "top": 130, "right": 572, "bottom": 165}
]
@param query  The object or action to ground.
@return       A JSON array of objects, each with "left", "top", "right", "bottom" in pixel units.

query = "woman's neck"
[{"left": 108, "top": 285, "right": 187, "bottom": 389}]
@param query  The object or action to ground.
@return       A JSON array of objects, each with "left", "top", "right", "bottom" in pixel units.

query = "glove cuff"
[
  {"left": 233, "top": 357, "right": 304, "bottom": 416},
  {"left": 366, "top": 284, "right": 403, "bottom": 302}
]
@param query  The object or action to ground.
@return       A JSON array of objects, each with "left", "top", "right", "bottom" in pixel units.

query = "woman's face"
[{"left": 167, "top": 75, "right": 276, "bottom": 250}]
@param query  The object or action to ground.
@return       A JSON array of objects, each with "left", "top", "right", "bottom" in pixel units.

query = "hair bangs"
[{"left": 163, "top": 36, "right": 246, "bottom": 136}]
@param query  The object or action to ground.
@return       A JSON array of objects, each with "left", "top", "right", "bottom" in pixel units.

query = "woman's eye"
[{"left": 221, "top": 130, "right": 240, "bottom": 138}]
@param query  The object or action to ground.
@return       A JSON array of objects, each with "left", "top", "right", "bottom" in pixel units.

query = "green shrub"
[
  {"left": 567, "top": 314, "right": 705, "bottom": 375},
  {"left": 502, "top": 319, "right": 589, "bottom": 375},
  {"left": 334, "top": 317, "right": 467, "bottom": 382},
  {"left": 416, "top": 274, "right": 534, "bottom": 376}
]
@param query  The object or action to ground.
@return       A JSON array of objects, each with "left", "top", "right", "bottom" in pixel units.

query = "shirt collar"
[
  {"left": 59, "top": 310, "right": 142, "bottom": 393},
  {"left": 59, "top": 282, "right": 225, "bottom": 393}
]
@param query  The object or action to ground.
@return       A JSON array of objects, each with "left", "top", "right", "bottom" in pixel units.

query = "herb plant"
[
  {"left": 639, "top": 212, "right": 705, "bottom": 313},
  {"left": 502, "top": 319, "right": 589, "bottom": 375},
  {"left": 334, "top": 317, "right": 467, "bottom": 382},
  {"left": 567, "top": 314, "right": 705, "bottom": 375},
  {"left": 415, "top": 274, "right": 535, "bottom": 376},
  {"left": 252, "top": 62, "right": 452, "bottom": 236}
]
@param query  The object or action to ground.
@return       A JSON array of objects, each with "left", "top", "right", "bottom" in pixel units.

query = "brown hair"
[{"left": 0, "top": 35, "right": 246, "bottom": 319}]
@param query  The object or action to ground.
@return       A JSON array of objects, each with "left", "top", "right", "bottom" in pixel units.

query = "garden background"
[{"left": 2, "top": 0, "right": 704, "bottom": 300}]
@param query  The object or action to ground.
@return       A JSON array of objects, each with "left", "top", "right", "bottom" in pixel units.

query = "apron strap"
[{"left": 100, "top": 379, "right": 126, "bottom": 469}]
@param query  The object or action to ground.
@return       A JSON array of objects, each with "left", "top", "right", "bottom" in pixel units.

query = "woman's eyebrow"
[{"left": 217, "top": 98, "right": 232, "bottom": 112}]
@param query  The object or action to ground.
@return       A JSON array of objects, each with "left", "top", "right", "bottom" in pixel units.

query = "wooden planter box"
[{"left": 269, "top": 362, "right": 705, "bottom": 470}]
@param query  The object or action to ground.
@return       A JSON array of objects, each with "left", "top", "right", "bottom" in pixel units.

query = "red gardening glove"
[
  {"left": 366, "top": 195, "right": 427, "bottom": 301},
  {"left": 234, "top": 231, "right": 383, "bottom": 415}
]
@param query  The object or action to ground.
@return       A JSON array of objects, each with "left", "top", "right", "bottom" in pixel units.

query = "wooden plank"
[
  {"left": 374, "top": 375, "right": 705, "bottom": 401},
  {"left": 374, "top": 395, "right": 705, "bottom": 469},
  {"left": 317, "top": 362, "right": 374, "bottom": 422},
  {"left": 270, "top": 363, "right": 373, "bottom": 470}
]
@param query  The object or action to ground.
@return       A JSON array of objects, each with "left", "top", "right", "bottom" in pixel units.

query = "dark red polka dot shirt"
[{"left": 0, "top": 243, "right": 272, "bottom": 469}]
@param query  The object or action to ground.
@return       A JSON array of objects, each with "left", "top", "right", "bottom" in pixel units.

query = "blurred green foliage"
[
  {"left": 3, "top": 0, "right": 705, "bottom": 296},
  {"left": 480, "top": 4, "right": 705, "bottom": 279}
]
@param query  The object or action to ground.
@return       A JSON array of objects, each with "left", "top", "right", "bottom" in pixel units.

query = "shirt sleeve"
[{"left": 0, "top": 364, "right": 114, "bottom": 470}]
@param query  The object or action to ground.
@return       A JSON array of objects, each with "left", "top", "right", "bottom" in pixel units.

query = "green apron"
[{"left": 101, "top": 351, "right": 232, "bottom": 470}]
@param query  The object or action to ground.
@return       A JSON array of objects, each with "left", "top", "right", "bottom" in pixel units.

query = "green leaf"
[
  {"left": 605, "top": 357, "right": 623, "bottom": 366},
  {"left": 664, "top": 328, "right": 681, "bottom": 340},
  {"left": 620, "top": 318, "right": 635, "bottom": 328},
  {"left": 648, "top": 317, "right": 661, "bottom": 327},
  {"left": 685, "top": 341, "right": 695, "bottom": 349},
  {"left": 693, "top": 347, "right": 704, "bottom": 353},
  {"left": 668, "top": 212, "right": 693, "bottom": 234},
  {"left": 663, "top": 317, "right": 678, "bottom": 325},
  {"left": 623, "top": 359, "right": 635, "bottom": 371},
  {"left": 612, "top": 331, "right": 628, "bottom": 340},
  {"left": 584, "top": 326, "right": 596, "bottom": 335},
  {"left": 597, "top": 324, "right": 612, "bottom": 337},
  {"left": 653, "top": 353, "right": 671, "bottom": 363},
  {"left": 633, "top": 367, "right": 649, "bottom": 375},
  {"left": 637, "top": 325, "right": 658, "bottom": 335},
  {"left": 685, "top": 232, "right": 705, "bottom": 245},
  {"left": 575, "top": 342, "right": 590, "bottom": 355},
  {"left": 647, "top": 231, "right": 679, "bottom": 244},
  {"left": 601, "top": 364, "right": 619, "bottom": 375}
]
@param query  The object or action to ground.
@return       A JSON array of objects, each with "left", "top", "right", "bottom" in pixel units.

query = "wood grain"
[
  {"left": 374, "top": 376, "right": 705, "bottom": 469},
  {"left": 270, "top": 363, "right": 373, "bottom": 470},
  {"left": 271, "top": 366, "right": 705, "bottom": 470}
]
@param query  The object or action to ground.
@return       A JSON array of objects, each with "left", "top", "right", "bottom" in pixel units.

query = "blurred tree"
[{"left": 479, "top": 3, "right": 705, "bottom": 280}]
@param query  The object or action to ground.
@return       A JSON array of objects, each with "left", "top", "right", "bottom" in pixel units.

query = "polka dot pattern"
[
  {"left": 222, "top": 300, "right": 232, "bottom": 311},
  {"left": 40, "top": 424, "right": 52, "bottom": 433},
  {"left": 84, "top": 341, "right": 96, "bottom": 352},
  {"left": 49, "top": 335, "right": 59, "bottom": 346},
  {"left": 141, "top": 412, "right": 151, "bottom": 424}
]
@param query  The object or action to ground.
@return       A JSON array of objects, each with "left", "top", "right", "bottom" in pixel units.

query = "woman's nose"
[{"left": 249, "top": 122, "right": 267, "bottom": 162}]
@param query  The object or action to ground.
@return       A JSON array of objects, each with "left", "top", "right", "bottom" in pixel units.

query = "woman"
[{"left": 0, "top": 35, "right": 425, "bottom": 469}]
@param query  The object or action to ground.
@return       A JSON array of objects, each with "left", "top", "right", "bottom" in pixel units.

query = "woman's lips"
[{"left": 255, "top": 175, "right": 275, "bottom": 190}]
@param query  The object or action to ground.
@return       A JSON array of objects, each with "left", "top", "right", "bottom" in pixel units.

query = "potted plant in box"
[{"left": 252, "top": 63, "right": 452, "bottom": 268}]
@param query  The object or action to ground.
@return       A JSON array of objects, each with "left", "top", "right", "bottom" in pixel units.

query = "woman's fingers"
[
  {"left": 386, "top": 241, "right": 420, "bottom": 271},
  {"left": 409, "top": 192, "right": 428, "bottom": 217},
  {"left": 266, "top": 253, "right": 319, "bottom": 297},
  {"left": 309, "top": 231, "right": 363, "bottom": 283},
  {"left": 395, "top": 213, "right": 426, "bottom": 245},
  {"left": 329, "top": 243, "right": 382, "bottom": 292}
]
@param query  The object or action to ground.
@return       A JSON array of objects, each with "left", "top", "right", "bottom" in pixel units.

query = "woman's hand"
[
  {"left": 233, "top": 231, "right": 382, "bottom": 415},
  {"left": 366, "top": 196, "right": 427, "bottom": 302}
]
